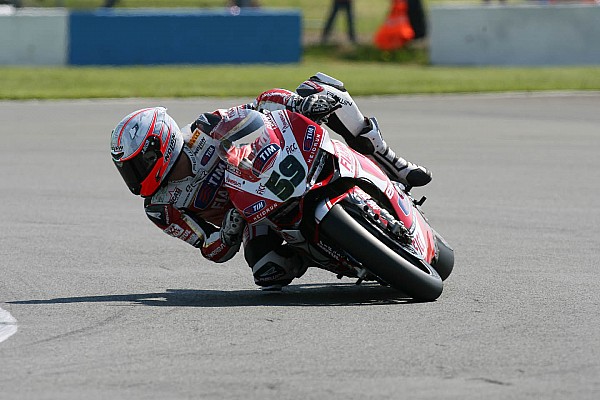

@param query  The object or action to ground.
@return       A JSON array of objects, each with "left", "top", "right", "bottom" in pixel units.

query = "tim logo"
[
  {"left": 243, "top": 200, "right": 266, "bottom": 217},
  {"left": 304, "top": 125, "right": 316, "bottom": 151},
  {"left": 194, "top": 162, "right": 225, "bottom": 209},
  {"left": 201, "top": 145, "right": 215, "bottom": 166},
  {"left": 253, "top": 144, "right": 280, "bottom": 174}
]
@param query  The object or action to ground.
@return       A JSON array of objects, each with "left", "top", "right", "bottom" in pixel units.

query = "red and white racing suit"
[{"left": 143, "top": 90, "right": 305, "bottom": 265}]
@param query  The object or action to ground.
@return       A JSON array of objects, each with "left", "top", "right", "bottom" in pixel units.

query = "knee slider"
[{"left": 251, "top": 248, "right": 303, "bottom": 287}]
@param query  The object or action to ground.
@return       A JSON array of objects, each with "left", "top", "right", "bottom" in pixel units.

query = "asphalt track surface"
[{"left": 1, "top": 93, "right": 599, "bottom": 400}]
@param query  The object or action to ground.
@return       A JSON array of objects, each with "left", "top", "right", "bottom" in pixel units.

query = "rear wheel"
[{"left": 319, "top": 204, "right": 443, "bottom": 301}]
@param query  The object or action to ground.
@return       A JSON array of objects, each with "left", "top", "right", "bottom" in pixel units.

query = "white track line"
[{"left": 0, "top": 307, "right": 17, "bottom": 343}]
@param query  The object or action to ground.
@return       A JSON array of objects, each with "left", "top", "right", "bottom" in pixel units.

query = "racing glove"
[
  {"left": 220, "top": 209, "right": 245, "bottom": 247},
  {"left": 294, "top": 94, "right": 340, "bottom": 123}
]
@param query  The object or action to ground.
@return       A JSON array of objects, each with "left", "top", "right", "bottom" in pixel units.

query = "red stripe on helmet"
[
  {"left": 117, "top": 108, "right": 152, "bottom": 146},
  {"left": 121, "top": 108, "right": 159, "bottom": 161}
]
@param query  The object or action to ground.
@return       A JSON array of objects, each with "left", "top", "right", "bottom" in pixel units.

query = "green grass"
[{"left": 2, "top": 63, "right": 600, "bottom": 100}]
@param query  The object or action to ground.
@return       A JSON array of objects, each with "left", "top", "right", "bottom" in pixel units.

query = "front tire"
[
  {"left": 432, "top": 233, "right": 454, "bottom": 281},
  {"left": 319, "top": 205, "right": 443, "bottom": 301}
]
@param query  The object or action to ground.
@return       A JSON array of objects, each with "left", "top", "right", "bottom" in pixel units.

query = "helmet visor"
[{"left": 113, "top": 136, "right": 163, "bottom": 195}]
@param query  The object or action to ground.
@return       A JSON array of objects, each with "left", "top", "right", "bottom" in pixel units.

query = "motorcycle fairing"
[{"left": 224, "top": 110, "right": 330, "bottom": 225}]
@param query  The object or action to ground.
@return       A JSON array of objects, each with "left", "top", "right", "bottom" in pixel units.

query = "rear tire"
[{"left": 319, "top": 205, "right": 443, "bottom": 301}]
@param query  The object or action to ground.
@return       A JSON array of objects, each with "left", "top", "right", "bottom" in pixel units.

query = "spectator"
[
  {"left": 321, "top": 0, "right": 357, "bottom": 45},
  {"left": 228, "top": 0, "right": 260, "bottom": 7},
  {"left": 103, "top": 0, "right": 119, "bottom": 7},
  {"left": 407, "top": 0, "right": 426, "bottom": 40}
]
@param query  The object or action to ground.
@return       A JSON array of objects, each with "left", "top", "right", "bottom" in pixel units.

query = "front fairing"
[{"left": 217, "top": 109, "right": 330, "bottom": 225}]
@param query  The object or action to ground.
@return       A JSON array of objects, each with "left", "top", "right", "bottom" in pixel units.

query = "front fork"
[{"left": 312, "top": 186, "right": 415, "bottom": 284}]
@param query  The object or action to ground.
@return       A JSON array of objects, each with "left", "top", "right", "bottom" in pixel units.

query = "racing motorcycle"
[{"left": 216, "top": 107, "right": 454, "bottom": 301}]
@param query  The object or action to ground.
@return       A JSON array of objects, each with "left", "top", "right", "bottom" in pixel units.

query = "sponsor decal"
[
  {"left": 164, "top": 134, "right": 177, "bottom": 162},
  {"left": 168, "top": 187, "right": 182, "bottom": 204},
  {"left": 397, "top": 193, "right": 411, "bottom": 216},
  {"left": 385, "top": 182, "right": 395, "bottom": 200},
  {"left": 243, "top": 200, "right": 266, "bottom": 217},
  {"left": 206, "top": 243, "right": 227, "bottom": 259},
  {"left": 129, "top": 123, "right": 140, "bottom": 139},
  {"left": 200, "top": 145, "right": 215, "bottom": 166},
  {"left": 198, "top": 114, "right": 210, "bottom": 125},
  {"left": 252, "top": 143, "right": 280, "bottom": 175},
  {"left": 225, "top": 176, "right": 242, "bottom": 188},
  {"left": 193, "top": 162, "right": 226, "bottom": 209},
  {"left": 256, "top": 183, "right": 266, "bottom": 196},
  {"left": 304, "top": 125, "right": 316, "bottom": 151},
  {"left": 189, "top": 129, "right": 202, "bottom": 147},
  {"left": 191, "top": 137, "right": 207, "bottom": 156},
  {"left": 327, "top": 91, "right": 352, "bottom": 107},
  {"left": 336, "top": 143, "right": 354, "bottom": 174},
  {"left": 249, "top": 202, "right": 279, "bottom": 223},
  {"left": 165, "top": 223, "right": 185, "bottom": 237},
  {"left": 286, "top": 143, "right": 298, "bottom": 155},
  {"left": 278, "top": 112, "right": 291, "bottom": 132}
]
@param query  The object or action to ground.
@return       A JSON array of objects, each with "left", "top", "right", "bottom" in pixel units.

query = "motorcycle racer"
[{"left": 110, "top": 73, "right": 431, "bottom": 290}]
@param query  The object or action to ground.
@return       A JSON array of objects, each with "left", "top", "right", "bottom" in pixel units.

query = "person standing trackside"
[
  {"left": 321, "top": 0, "right": 357, "bottom": 45},
  {"left": 102, "top": 0, "right": 118, "bottom": 7}
]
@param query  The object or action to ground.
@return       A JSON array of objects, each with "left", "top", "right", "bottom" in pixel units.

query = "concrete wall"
[
  {"left": 430, "top": 5, "right": 600, "bottom": 66},
  {"left": 0, "top": 9, "right": 68, "bottom": 65},
  {"left": 0, "top": 8, "right": 301, "bottom": 65},
  {"left": 68, "top": 9, "right": 301, "bottom": 65}
]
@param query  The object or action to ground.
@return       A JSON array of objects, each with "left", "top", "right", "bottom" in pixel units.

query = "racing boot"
[
  {"left": 348, "top": 117, "right": 432, "bottom": 188},
  {"left": 297, "top": 72, "right": 431, "bottom": 188}
]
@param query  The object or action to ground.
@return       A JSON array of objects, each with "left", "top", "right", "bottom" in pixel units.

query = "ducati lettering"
[
  {"left": 225, "top": 176, "right": 242, "bottom": 188},
  {"left": 243, "top": 200, "right": 267, "bottom": 217},
  {"left": 304, "top": 125, "right": 316, "bottom": 151},
  {"left": 201, "top": 145, "right": 215, "bottom": 166},
  {"left": 278, "top": 112, "right": 290, "bottom": 132}
]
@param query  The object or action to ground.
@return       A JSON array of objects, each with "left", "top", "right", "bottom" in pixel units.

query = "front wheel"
[{"left": 319, "top": 205, "right": 443, "bottom": 301}]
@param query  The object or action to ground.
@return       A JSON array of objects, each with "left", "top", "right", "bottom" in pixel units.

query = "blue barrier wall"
[{"left": 68, "top": 9, "right": 301, "bottom": 65}]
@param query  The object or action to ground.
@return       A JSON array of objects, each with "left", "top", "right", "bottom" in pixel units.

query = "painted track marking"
[{"left": 0, "top": 307, "right": 17, "bottom": 343}]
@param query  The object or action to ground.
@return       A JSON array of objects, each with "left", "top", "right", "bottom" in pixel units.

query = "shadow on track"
[{"left": 9, "top": 283, "right": 421, "bottom": 308}]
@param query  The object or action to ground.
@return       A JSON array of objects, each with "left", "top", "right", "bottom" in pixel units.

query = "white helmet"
[{"left": 110, "top": 107, "right": 184, "bottom": 197}]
